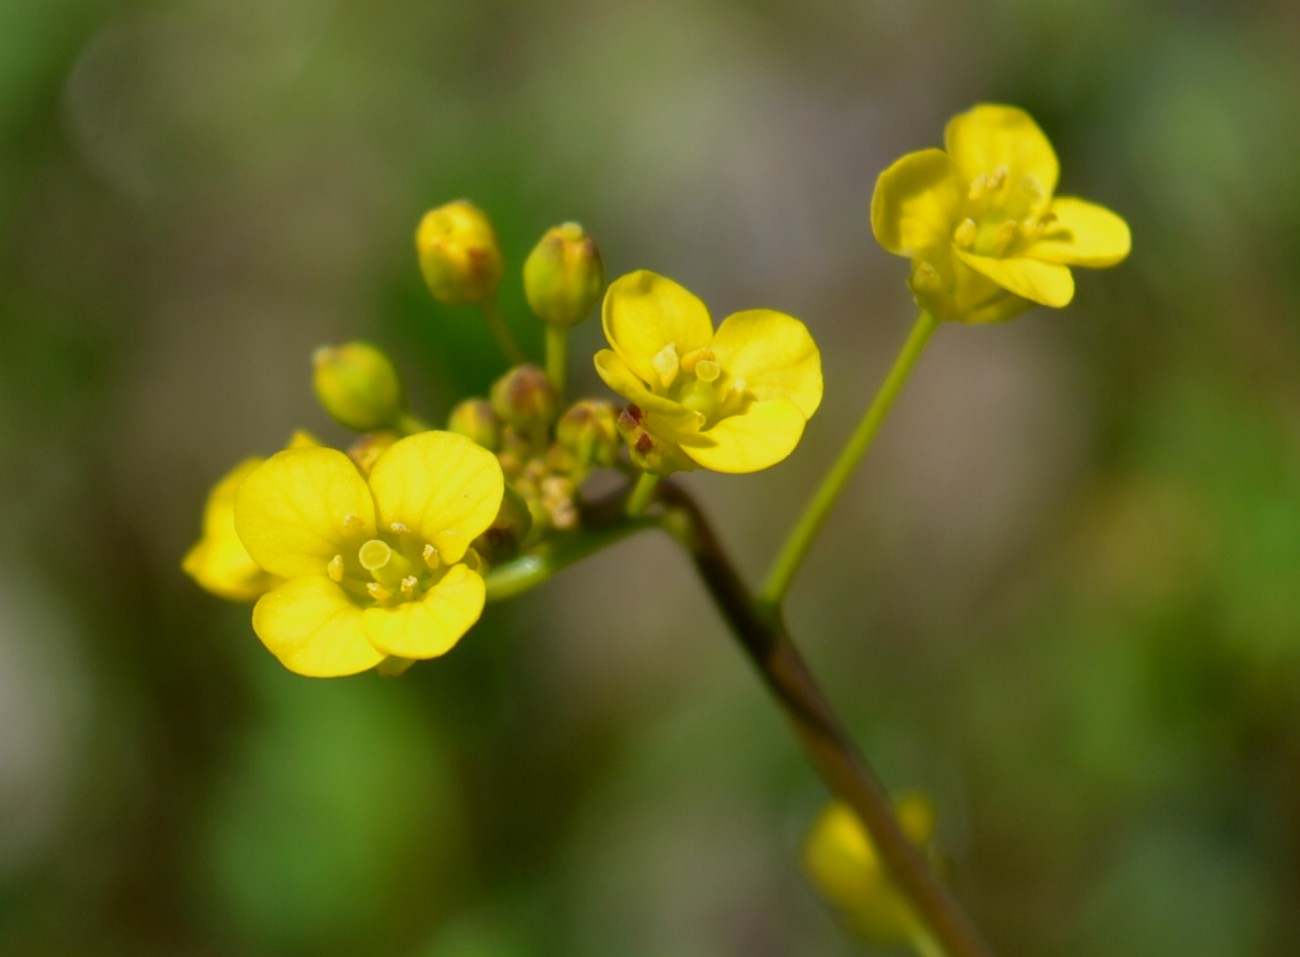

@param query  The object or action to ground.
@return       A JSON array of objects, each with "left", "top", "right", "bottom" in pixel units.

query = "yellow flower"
[
  {"left": 872, "top": 104, "right": 1131, "bottom": 323},
  {"left": 233, "top": 431, "right": 504, "bottom": 678},
  {"left": 183, "top": 431, "right": 318, "bottom": 602},
  {"left": 593, "top": 270, "right": 823, "bottom": 475},
  {"left": 802, "top": 794, "right": 938, "bottom": 945}
]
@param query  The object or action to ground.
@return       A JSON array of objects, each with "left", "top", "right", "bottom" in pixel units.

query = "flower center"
[
  {"left": 326, "top": 516, "right": 462, "bottom": 607},
  {"left": 952, "top": 165, "right": 1056, "bottom": 258},
  {"left": 650, "top": 344, "right": 748, "bottom": 427}
]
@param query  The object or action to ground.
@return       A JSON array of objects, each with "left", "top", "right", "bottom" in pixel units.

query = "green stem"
[
  {"left": 545, "top": 324, "right": 568, "bottom": 399},
  {"left": 483, "top": 479, "right": 993, "bottom": 957},
  {"left": 760, "top": 310, "right": 939, "bottom": 609},
  {"left": 910, "top": 928, "right": 949, "bottom": 957},
  {"left": 625, "top": 472, "right": 660, "bottom": 517},
  {"left": 484, "top": 521, "right": 646, "bottom": 601},
  {"left": 655, "top": 481, "right": 992, "bottom": 957},
  {"left": 479, "top": 298, "right": 529, "bottom": 366}
]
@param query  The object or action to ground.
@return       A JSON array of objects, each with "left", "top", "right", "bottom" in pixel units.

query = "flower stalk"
[
  {"left": 484, "top": 479, "right": 995, "bottom": 957},
  {"left": 760, "top": 309, "right": 938, "bottom": 609}
]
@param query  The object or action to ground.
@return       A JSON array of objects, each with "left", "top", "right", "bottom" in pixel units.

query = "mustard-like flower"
[
  {"left": 232, "top": 431, "right": 504, "bottom": 678},
  {"left": 594, "top": 270, "right": 822, "bottom": 475},
  {"left": 803, "top": 795, "right": 938, "bottom": 945},
  {"left": 183, "top": 431, "right": 319, "bottom": 602},
  {"left": 872, "top": 104, "right": 1131, "bottom": 323}
]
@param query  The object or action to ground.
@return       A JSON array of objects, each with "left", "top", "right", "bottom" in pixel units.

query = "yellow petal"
[
  {"left": 251, "top": 576, "right": 381, "bottom": 677},
  {"left": 711, "top": 309, "right": 823, "bottom": 419},
  {"left": 361, "top": 564, "right": 485, "bottom": 659},
  {"left": 235, "top": 448, "right": 376, "bottom": 579},
  {"left": 955, "top": 248, "right": 1075, "bottom": 309},
  {"left": 871, "top": 148, "right": 960, "bottom": 256},
  {"left": 367, "top": 431, "right": 503, "bottom": 565},
  {"left": 680, "top": 399, "right": 807, "bottom": 473},
  {"left": 601, "top": 271, "right": 714, "bottom": 386},
  {"left": 593, "top": 349, "right": 704, "bottom": 424},
  {"left": 945, "top": 104, "right": 1059, "bottom": 197},
  {"left": 1027, "top": 196, "right": 1131, "bottom": 267}
]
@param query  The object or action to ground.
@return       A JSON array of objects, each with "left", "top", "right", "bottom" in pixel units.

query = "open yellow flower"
[
  {"left": 183, "top": 430, "right": 318, "bottom": 602},
  {"left": 872, "top": 104, "right": 1130, "bottom": 323},
  {"left": 594, "top": 270, "right": 822, "bottom": 475},
  {"left": 233, "top": 431, "right": 504, "bottom": 678}
]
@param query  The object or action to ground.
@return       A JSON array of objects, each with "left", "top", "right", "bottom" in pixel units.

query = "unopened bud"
[
  {"left": 447, "top": 398, "right": 501, "bottom": 452},
  {"left": 415, "top": 200, "right": 503, "bottom": 306},
  {"left": 472, "top": 483, "right": 533, "bottom": 564},
  {"left": 557, "top": 398, "right": 619, "bottom": 471},
  {"left": 313, "top": 342, "right": 404, "bottom": 432},
  {"left": 346, "top": 430, "right": 400, "bottom": 477},
  {"left": 523, "top": 222, "right": 605, "bottom": 327},
  {"left": 490, "top": 364, "right": 558, "bottom": 439},
  {"left": 802, "top": 793, "right": 938, "bottom": 945}
]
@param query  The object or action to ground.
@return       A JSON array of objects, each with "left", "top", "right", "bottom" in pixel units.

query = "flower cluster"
[{"left": 185, "top": 105, "right": 1128, "bottom": 700}]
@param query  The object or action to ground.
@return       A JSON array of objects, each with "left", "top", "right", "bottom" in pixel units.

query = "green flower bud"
[
  {"left": 523, "top": 222, "right": 605, "bottom": 327},
  {"left": 490, "top": 364, "right": 558, "bottom": 440},
  {"left": 473, "top": 482, "right": 533, "bottom": 564},
  {"left": 557, "top": 398, "right": 619, "bottom": 471},
  {"left": 447, "top": 398, "right": 501, "bottom": 452},
  {"left": 415, "top": 200, "right": 503, "bottom": 305},
  {"left": 312, "top": 342, "right": 404, "bottom": 432}
]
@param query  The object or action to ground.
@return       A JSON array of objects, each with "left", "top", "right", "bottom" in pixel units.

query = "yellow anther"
[
  {"left": 988, "top": 165, "right": 1009, "bottom": 190},
  {"left": 366, "top": 582, "right": 392, "bottom": 601},
  {"left": 967, "top": 172, "right": 988, "bottom": 200},
  {"left": 694, "top": 359, "right": 721, "bottom": 383},
  {"left": 327, "top": 554, "right": 345, "bottom": 583},
  {"left": 400, "top": 575, "right": 419, "bottom": 598},
  {"left": 423, "top": 543, "right": 441, "bottom": 570},
  {"left": 358, "top": 539, "right": 393, "bottom": 572},
  {"left": 390, "top": 521, "right": 412, "bottom": 535},
  {"left": 954, "top": 218, "right": 978, "bottom": 248},
  {"left": 343, "top": 513, "right": 366, "bottom": 534},
  {"left": 652, "top": 343, "right": 681, "bottom": 389}
]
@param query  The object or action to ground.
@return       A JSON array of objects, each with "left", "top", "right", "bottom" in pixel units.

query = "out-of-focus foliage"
[{"left": 2, "top": 1, "right": 1299, "bottom": 955}]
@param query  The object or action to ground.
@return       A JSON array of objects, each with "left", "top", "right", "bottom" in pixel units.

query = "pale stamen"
[
  {"left": 327, "top": 554, "right": 345, "bottom": 583},
  {"left": 652, "top": 343, "right": 681, "bottom": 389},
  {"left": 366, "top": 582, "right": 392, "bottom": 601}
]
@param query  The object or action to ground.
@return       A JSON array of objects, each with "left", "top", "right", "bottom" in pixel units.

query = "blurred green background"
[{"left": 3, "top": 0, "right": 1300, "bottom": 954}]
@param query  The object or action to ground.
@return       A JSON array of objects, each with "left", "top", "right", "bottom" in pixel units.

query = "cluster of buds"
[{"left": 449, "top": 366, "right": 619, "bottom": 540}]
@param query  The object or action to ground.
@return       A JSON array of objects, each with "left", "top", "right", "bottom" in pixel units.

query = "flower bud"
[
  {"left": 447, "top": 398, "right": 501, "bottom": 452},
  {"left": 557, "top": 398, "right": 619, "bottom": 471},
  {"left": 802, "top": 793, "right": 938, "bottom": 945},
  {"left": 415, "top": 200, "right": 503, "bottom": 305},
  {"left": 312, "top": 342, "right": 404, "bottom": 432},
  {"left": 523, "top": 222, "right": 605, "bottom": 327},
  {"left": 472, "top": 482, "right": 533, "bottom": 564},
  {"left": 346, "top": 430, "right": 400, "bottom": 476},
  {"left": 490, "top": 364, "right": 558, "bottom": 439}
]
